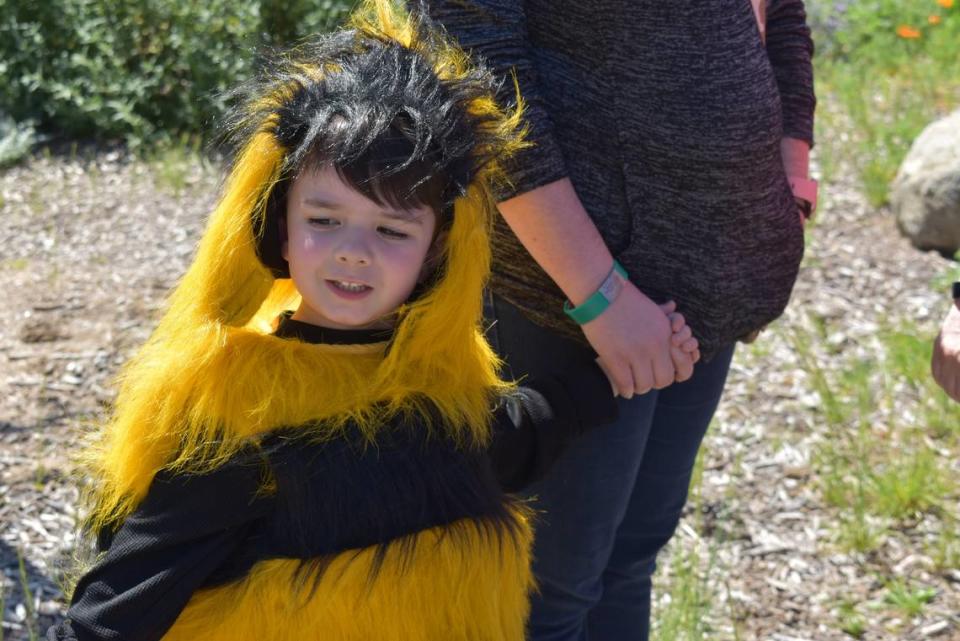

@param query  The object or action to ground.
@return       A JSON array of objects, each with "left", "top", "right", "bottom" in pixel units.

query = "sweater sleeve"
[
  {"left": 419, "top": 0, "right": 568, "bottom": 199},
  {"left": 489, "top": 361, "right": 618, "bottom": 492},
  {"left": 50, "top": 454, "right": 271, "bottom": 641},
  {"left": 765, "top": 0, "right": 817, "bottom": 145}
]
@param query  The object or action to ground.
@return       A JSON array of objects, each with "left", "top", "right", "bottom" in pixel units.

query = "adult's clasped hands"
[{"left": 588, "top": 280, "right": 701, "bottom": 398}]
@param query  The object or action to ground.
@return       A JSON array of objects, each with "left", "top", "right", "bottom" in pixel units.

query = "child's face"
[{"left": 282, "top": 165, "right": 438, "bottom": 330}]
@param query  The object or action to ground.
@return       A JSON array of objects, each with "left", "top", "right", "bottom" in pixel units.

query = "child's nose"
[{"left": 334, "top": 231, "right": 373, "bottom": 266}]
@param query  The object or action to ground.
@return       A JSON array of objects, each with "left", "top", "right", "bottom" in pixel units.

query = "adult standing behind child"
[
  {"left": 422, "top": 1, "right": 817, "bottom": 639},
  {"left": 47, "top": 3, "right": 702, "bottom": 640}
]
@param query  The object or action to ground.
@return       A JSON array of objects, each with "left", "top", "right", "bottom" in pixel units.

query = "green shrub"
[
  {"left": 259, "top": 0, "right": 355, "bottom": 47},
  {"left": 0, "top": 112, "right": 37, "bottom": 167},
  {"left": 0, "top": 0, "right": 355, "bottom": 148}
]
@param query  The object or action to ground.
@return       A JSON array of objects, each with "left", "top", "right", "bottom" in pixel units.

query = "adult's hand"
[
  {"left": 582, "top": 281, "right": 676, "bottom": 398},
  {"left": 662, "top": 300, "right": 700, "bottom": 381},
  {"left": 932, "top": 301, "right": 960, "bottom": 402},
  {"left": 495, "top": 179, "right": 692, "bottom": 397}
]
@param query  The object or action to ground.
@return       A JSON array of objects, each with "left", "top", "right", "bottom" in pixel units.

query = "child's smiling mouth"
[{"left": 327, "top": 279, "right": 374, "bottom": 298}]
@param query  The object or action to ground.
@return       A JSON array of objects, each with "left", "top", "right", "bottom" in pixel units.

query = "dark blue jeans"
[{"left": 488, "top": 295, "right": 735, "bottom": 641}]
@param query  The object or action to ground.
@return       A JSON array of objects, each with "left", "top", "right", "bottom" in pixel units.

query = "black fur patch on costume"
[{"left": 201, "top": 422, "right": 521, "bottom": 593}]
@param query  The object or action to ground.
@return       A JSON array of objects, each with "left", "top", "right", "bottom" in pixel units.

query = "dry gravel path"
[{"left": 1, "top": 151, "right": 957, "bottom": 640}]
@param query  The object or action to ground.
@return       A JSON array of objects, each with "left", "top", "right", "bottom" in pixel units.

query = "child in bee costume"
[{"left": 49, "top": 3, "right": 697, "bottom": 640}]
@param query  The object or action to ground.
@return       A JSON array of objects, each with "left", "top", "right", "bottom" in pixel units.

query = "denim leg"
[
  {"left": 522, "top": 392, "right": 660, "bottom": 641},
  {"left": 585, "top": 344, "right": 735, "bottom": 641},
  {"left": 485, "top": 294, "right": 735, "bottom": 641},
  {"left": 485, "top": 294, "right": 661, "bottom": 641}
]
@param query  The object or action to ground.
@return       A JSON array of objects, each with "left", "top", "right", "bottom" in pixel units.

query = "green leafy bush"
[
  {"left": 0, "top": 112, "right": 37, "bottom": 167},
  {"left": 0, "top": 0, "right": 355, "bottom": 148}
]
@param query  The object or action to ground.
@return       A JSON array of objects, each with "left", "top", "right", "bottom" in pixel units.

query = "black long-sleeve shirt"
[{"left": 50, "top": 315, "right": 617, "bottom": 641}]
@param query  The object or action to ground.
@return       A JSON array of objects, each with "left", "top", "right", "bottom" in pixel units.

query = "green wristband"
[{"left": 563, "top": 260, "right": 629, "bottom": 325}]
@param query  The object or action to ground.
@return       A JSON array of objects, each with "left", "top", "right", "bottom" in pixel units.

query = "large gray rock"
[{"left": 892, "top": 109, "right": 960, "bottom": 253}]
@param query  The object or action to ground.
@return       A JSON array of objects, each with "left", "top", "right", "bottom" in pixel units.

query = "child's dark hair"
[{"left": 222, "top": 10, "right": 516, "bottom": 278}]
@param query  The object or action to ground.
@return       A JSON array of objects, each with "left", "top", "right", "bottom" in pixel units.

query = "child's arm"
[
  {"left": 488, "top": 302, "right": 702, "bottom": 491},
  {"left": 50, "top": 454, "right": 269, "bottom": 641},
  {"left": 488, "top": 361, "right": 618, "bottom": 492}
]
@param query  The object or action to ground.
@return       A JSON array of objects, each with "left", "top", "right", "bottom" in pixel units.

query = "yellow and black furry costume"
[{"left": 50, "top": 2, "right": 619, "bottom": 641}]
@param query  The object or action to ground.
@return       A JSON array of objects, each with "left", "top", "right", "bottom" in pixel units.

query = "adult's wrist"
[
  {"left": 563, "top": 260, "right": 629, "bottom": 325},
  {"left": 780, "top": 137, "right": 810, "bottom": 178},
  {"left": 565, "top": 255, "right": 619, "bottom": 307},
  {"left": 789, "top": 176, "right": 818, "bottom": 219}
]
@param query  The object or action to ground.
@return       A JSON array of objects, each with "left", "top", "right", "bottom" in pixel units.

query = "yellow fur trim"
[
  {"left": 162, "top": 507, "right": 535, "bottom": 641},
  {"left": 81, "top": 0, "right": 526, "bottom": 533}
]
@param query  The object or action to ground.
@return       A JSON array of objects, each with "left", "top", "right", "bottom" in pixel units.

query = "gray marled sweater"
[{"left": 423, "top": 0, "right": 816, "bottom": 359}]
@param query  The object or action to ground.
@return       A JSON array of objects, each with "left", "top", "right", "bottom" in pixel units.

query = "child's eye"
[
  {"left": 378, "top": 227, "right": 409, "bottom": 239},
  {"left": 308, "top": 218, "right": 337, "bottom": 228}
]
